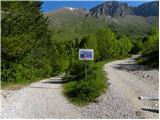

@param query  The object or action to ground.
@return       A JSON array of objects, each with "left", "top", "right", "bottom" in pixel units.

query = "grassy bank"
[
  {"left": 1, "top": 75, "right": 56, "bottom": 90},
  {"left": 1, "top": 77, "right": 41, "bottom": 90},
  {"left": 1, "top": 82, "right": 29, "bottom": 90}
]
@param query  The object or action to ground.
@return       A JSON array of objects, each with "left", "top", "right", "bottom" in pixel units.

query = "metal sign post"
[
  {"left": 85, "top": 60, "right": 87, "bottom": 80},
  {"left": 79, "top": 49, "right": 94, "bottom": 80}
]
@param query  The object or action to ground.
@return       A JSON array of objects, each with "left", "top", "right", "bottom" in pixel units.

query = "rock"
[
  {"left": 155, "top": 104, "right": 158, "bottom": 106},
  {"left": 137, "top": 71, "right": 141, "bottom": 74},
  {"left": 138, "top": 96, "right": 146, "bottom": 100},
  {"left": 135, "top": 110, "right": 143, "bottom": 117},
  {"left": 143, "top": 74, "right": 149, "bottom": 77}
]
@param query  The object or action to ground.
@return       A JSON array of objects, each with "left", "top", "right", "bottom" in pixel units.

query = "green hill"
[{"left": 44, "top": 9, "right": 158, "bottom": 41}]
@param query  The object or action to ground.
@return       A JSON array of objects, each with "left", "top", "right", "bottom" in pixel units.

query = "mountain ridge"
[
  {"left": 89, "top": 1, "right": 159, "bottom": 17},
  {"left": 44, "top": 1, "right": 158, "bottom": 39},
  {"left": 45, "top": 1, "right": 158, "bottom": 17}
]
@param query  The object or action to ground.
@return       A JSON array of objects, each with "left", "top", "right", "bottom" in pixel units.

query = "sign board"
[{"left": 79, "top": 49, "right": 94, "bottom": 60}]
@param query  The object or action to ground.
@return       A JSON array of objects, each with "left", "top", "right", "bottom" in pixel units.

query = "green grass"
[
  {"left": 1, "top": 78, "right": 39, "bottom": 90},
  {"left": 1, "top": 75, "right": 56, "bottom": 90},
  {"left": 1, "top": 82, "right": 30, "bottom": 90},
  {"left": 45, "top": 10, "right": 158, "bottom": 39}
]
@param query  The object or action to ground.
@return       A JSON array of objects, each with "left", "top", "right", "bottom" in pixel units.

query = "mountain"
[
  {"left": 132, "top": 1, "right": 159, "bottom": 17},
  {"left": 44, "top": 1, "right": 158, "bottom": 40},
  {"left": 62, "top": 7, "right": 88, "bottom": 13},
  {"left": 45, "top": 7, "right": 88, "bottom": 15},
  {"left": 89, "top": 1, "right": 133, "bottom": 17},
  {"left": 89, "top": 1, "right": 159, "bottom": 17}
]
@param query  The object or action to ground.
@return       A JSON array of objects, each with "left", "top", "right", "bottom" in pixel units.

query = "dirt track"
[
  {"left": 104, "top": 55, "right": 159, "bottom": 118},
  {"left": 78, "top": 55, "right": 159, "bottom": 118}
]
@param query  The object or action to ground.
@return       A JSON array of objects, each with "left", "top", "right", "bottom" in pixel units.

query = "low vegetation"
[
  {"left": 63, "top": 61, "right": 107, "bottom": 106},
  {"left": 136, "top": 27, "right": 159, "bottom": 68}
]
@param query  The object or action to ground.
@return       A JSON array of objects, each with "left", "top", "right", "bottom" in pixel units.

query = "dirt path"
[
  {"left": 0, "top": 55, "right": 159, "bottom": 118},
  {"left": 78, "top": 55, "right": 159, "bottom": 118},
  {"left": 0, "top": 74, "right": 82, "bottom": 119},
  {"left": 105, "top": 55, "right": 159, "bottom": 118}
]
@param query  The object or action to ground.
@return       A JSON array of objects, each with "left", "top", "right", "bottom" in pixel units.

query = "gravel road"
[
  {"left": 0, "top": 75, "right": 82, "bottom": 119},
  {"left": 0, "top": 55, "right": 159, "bottom": 119},
  {"left": 78, "top": 55, "right": 159, "bottom": 119}
]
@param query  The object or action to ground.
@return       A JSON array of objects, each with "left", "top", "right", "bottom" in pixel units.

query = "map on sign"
[{"left": 79, "top": 49, "right": 94, "bottom": 60}]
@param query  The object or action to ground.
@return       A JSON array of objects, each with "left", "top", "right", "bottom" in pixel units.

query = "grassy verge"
[
  {"left": 1, "top": 79, "right": 39, "bottom": 90},
  {"left": 1, "top": 82, "right": 30, "bottom": 90},
  {"left": 1, "top": 76, "right": 56, "bottom": 90}
]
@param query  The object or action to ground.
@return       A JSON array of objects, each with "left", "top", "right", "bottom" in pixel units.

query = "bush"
[
  {"left": 64, "top": 79, "right": 100, "bottom": 105},
  {"left": 63, "top": 61, "right": 107, "bottom": 106},
  {"left": 137, "top": 27, "right": 159, "bottom": 68}
]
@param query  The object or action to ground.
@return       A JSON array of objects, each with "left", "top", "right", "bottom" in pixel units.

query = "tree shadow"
[
  {"left": 113, "top": 63, "right": 153, "bottom": 72},
  {"left": 41, "top": 80, "right": 67, "bottom": 84},
  {"left": 41, "top": 76, "right": 72, "bottom": 84},
  {"left": 30, "top": 86, "right": 56, "bottom": 89},
  {"left": 141, "top": 108, "right": 159, "bottom": 113}
]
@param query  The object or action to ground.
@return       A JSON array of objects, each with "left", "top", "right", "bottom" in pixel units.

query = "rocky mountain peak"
[
  {"left": 89, "top": 1, "right": 159, "bottom": 17},
  {"left": 89, "top": 1, "right": 133, "bottom": 17}
]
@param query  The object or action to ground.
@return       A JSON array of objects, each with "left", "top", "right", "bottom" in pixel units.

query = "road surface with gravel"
[
  {"left": 0, "top": 55, "right": 159, "bottom": 118},
  {"left": 78, "top": 55, "right": 159, "bottom": 119}
]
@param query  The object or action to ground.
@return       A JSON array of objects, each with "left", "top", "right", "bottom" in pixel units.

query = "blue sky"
[{"left": 41, "top": 0, "right": 153, "bottom": 13}]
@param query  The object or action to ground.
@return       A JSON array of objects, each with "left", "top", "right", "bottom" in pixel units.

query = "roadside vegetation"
[
  {"left": 62, "top": 29, "right": 133, "bottom": 105},
  {"left": 63, "top": 61, "right": 107, "bottom": 106},
  {"left": 1, "top": 1, "right": 54, "bottom": 88},
  {"left": 1, "top": 1, "right": 158, "bottom": 105},
  {"left": 136, "top": 27, "right": 159, "bottom": 68}
]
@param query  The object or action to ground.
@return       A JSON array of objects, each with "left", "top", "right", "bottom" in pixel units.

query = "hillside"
[
  {"left": 89, "top": 1, "right": 159, "bottom": 17},
  {"left": 132, "top": 1, "right": 159, "bottom": 17},
  {"left": 45, "top": 9, "right": 158, "bottom": 40},
  {"left": 89, "top": 1, "right": 133, "bottom": 17}
]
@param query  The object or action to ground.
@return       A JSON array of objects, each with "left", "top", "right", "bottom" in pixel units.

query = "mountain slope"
[
  {"left": 45, "top": 10, "right": 158, "bottom": 40},
  {"left": 89, "top": 1, "right": 159, "bottom": 17},
  {"left": 132, "top": 1, "right": 159, "bottom": 17},
  {"left": 44, "top": 1, "right": 158, "bottom": 41},
  {"left": 89, "top": 1, "right": 133, "bottom": 17}
]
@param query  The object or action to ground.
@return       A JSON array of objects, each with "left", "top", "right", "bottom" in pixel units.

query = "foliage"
[
  {"left": 137, "top": 27, "right": 159, "bottom": 67},
  {"left": 46, "top": 11, "right": 158, "bottom": 40},
  {"left": 63, "top": 28, "right": 133, "bottom": 105},
  {"left": 1, "top": 1, "right": 54, "bottom": 85},
  {"left": 130, "top": 37, "right": 144, "bottom": 54},
  {"left": 63, "top": 61, "right": 107, "bottom": 106}
]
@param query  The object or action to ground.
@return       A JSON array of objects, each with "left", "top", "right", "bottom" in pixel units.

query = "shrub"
[
  {"left": 63, "top": 61, "right": 107, "bottom": 106},
  {"left": 64, "top": 78, "right": 105, "bottom": 105}
]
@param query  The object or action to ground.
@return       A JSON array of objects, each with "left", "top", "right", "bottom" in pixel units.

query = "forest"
[{"left": 1, "top": 1, "right": 159, "bottom": 104}]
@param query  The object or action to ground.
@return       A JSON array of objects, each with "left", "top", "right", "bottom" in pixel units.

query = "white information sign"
[{"left": 79, "top": 49, "right": 94, "bottom": 60}]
